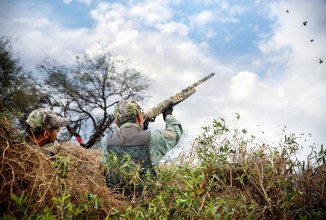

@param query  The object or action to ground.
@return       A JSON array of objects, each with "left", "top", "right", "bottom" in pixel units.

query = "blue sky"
[{"left": 1, "top": 0, "right": 326, "bottom": 159}]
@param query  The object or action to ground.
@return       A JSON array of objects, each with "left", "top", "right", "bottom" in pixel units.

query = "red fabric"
[{"left": 76, "top": 136, "right": 83, "bottom": 143}]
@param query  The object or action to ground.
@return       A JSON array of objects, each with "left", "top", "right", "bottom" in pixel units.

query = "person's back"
[
  {"left": 105, "top": 122, "right": 152, "bottom": 189},
  {"left": 102, "top": 99, "right": 182, "bottom": 192}
]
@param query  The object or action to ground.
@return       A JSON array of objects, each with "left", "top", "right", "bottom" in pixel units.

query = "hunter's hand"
[
  {"left": 143, "top": 120, "right": 149, "bottom": 130},
  {"left": 163, "top": 103, "right": 173, "bottom": 120}
]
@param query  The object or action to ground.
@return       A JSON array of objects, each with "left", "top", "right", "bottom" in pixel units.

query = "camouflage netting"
[{"left": 0, "top": 115, "right": 127, "bottom": 218}]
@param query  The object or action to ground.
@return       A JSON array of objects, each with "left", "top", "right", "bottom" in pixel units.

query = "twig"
[
  {"left": 230, "top": 167, "right": 233, "bottom": 187},
  {"left": 55, "top": 138, "right": 63, "bottom": 155},
  {"left": 199, "top": 176, "right": 214, "bottom": 210}
]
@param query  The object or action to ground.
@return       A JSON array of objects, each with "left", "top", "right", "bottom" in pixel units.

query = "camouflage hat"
[
  {"left": 26, "top": 108, "right": 68, "bottom": 131},
  {"left": 114, "top": 100, "right": 142, "bottom": 119}
]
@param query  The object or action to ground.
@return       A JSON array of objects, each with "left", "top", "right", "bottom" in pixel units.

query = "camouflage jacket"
[
  {"left": 101, "top": 115, "right": 183, "bottom": 166},
  {"left": 25, "top": 137, "right": 55, "bottom": 158}
]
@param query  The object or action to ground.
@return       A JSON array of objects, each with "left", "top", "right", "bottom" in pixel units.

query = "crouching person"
[
  {"left": 25, "top": 108, "right": 68, "bottom": 157},
  {"left": 101, "top": 99, "right": 183, "bottom": 195}
]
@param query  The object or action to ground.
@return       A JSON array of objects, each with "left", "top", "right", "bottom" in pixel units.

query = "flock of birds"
[{"left": 286, "top": 9, "right": 323, "bottom": 64}]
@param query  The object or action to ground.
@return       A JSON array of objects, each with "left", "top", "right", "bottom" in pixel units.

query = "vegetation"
[
  {"left": 1, "top": 111, "right": 325, "bottom": 219},
  {"left": 0, "top": 36, "right": 43, "bottom": 113}
]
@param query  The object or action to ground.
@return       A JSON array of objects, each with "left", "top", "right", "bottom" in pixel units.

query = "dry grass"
[
  {"left": 0, "top": 139, "right": 60, "bottom": 214},
  {"left": 0, "top": 115, "right": 127, "bottom": 218}
]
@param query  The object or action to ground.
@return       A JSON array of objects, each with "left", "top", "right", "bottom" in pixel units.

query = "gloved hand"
[
  {"left": 162, "top": 103, "right": 173, "bottom": 120},
  {"left": 143, "top": 120, "right": 149, "bottom": 130}
]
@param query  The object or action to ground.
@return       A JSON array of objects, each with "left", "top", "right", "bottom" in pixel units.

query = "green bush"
[{"left": 111, "top": 117, "right": 326, "bottom": 219}]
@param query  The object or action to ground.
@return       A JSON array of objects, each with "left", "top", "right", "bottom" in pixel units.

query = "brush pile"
[{"left": 0, "top": 113, "right": 126, "bottom": 218}]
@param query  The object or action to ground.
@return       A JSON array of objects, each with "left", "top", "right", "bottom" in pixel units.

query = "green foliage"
[
  {"left": 0, "top": 36, "right": 43, "bottom": 113},
  {"left": 51, "top": 155, "right": 73, "bottom": 178},
  {"left": 316, "top": 144, "right": 326, "bottom": 164},
  {"left": 83, "top": 193, "right": 100, "bottom": 215},
  {"left": 104, "top": 152, "right": 144, "bottom": 195},
  {"left": 109, "top": 117, "right": 326, "bottom": 219},
  {"left": 0, "top": 215, "right": 17, "bottom": 220},
  {"left": 10, "top": 192, "right": 30, "bottom": 219},
  {"left": 37, "top": 207, "right": 56, "bottom": 220},
  {"left": 5, "top": 191, "right": 103, "bottom": 220},
  {"left": 52, "top": 193, "right": 84, "bottom": 219}
]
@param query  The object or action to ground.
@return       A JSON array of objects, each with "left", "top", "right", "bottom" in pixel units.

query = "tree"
[
  {"left": 37, "top": 49, "right": 150, "bottom": 148},
  {"left": 0, "top": 36, "right": 43, "bottom": 113}
]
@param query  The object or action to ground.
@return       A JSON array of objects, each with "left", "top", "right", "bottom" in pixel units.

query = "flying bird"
[
  {"left": 303, "top": 21, "right": 307, "bottom": 26},
  {"left": 319, "top": 58, "right": 323, "bottom": 64},
  {"left": 310, "top": 39, "right": 314, "bottom": 42},
  {"left": 286, "top": 10, "right": 289, "bottom": 13}
]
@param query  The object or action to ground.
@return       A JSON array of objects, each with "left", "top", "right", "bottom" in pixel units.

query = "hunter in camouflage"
[
  {"left": 25, "top": 108, "right": 68, "bottom": 155},
  {"left": 102, "top": 99, "right": 183, "bottom": 190},
  {"left": 113, "top": 99, "right": 142, "bottom": 126},
  {"left": 26, "top": 108, "right": 68, "bottom": 131}
]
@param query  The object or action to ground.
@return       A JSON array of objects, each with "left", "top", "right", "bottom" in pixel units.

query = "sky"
[{"left": 1, "top": 0, "right": 325, "bottom": 159}]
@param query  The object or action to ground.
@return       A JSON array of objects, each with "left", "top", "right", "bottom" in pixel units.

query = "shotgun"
[{"left": 144, "top": 72, "right": 215, "bottom": 122}]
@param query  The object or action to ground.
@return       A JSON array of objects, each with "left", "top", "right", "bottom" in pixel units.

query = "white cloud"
[
  {"left": 231, "top": 71, "right": 259, "bottom": 100},
  {"left": 224, "top": 35, "right": 235, "bottom": 42},
  {"left": 0, "top": 3, "right": 96, "bottom": 71},
  {"left": 229, "top": 71, "right": 284, "bottom": 111},
  {"left": 130, "top": 2, "right": 172, "bottom": 25},
  {"left": 220, "top": 1, "right": 247, "bottom": 16},
  {"left": 190, "top": 10, "right": 215, "bottom": 27},
  {"left": 156, "top": 21, "right": 189, "bottom": 37},
  {"left": 91, "top": 1, "right": 172, "bottom": 26},
  {"left": 204, "top": 27, "right": 216, "bottom": 39},
  {"left": 189, "top": 4, "right": 245, "bottom": 28},
  {"left": 63, "top": 0, "right": 92, "bottom": 5}
]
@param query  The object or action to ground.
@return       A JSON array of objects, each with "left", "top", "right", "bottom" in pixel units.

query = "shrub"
[{"left": 112, "top": 117, "right": 326, "bottom": 219}]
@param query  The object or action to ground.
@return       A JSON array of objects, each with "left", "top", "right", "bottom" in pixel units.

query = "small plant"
[
  {"left": 51, "top": 155, "right": 73, "bottom": 178},
  {"left": 316, "top": 144, "right": 326, "bottom": 164},
  {"left": 52, "top": 192, "right": 84, "bottom": 219},
  {"left": 37, "top": 207, "right": 56, "bottom": 220},
  {"left": 10, "top": 192, "right": 30, "bottom": 219},
  {"left": 83, "top": 193, "right": 100, "bottom": 216},
  {"left": 0, "top": 215, "right": 16, "bottom": 220},
  {"left": 104, "top": 152, "right": 145, "bottom": 197}
]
